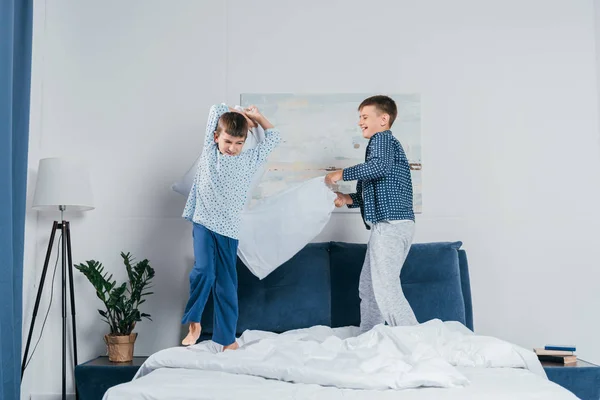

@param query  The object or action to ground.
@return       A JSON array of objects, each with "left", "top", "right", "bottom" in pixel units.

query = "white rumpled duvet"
[{"left": 126, "top": 320, "right": 546, "bottom": 392}]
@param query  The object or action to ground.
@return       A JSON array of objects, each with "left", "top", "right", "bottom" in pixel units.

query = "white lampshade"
[{"left": 32, "top": 157, "right": 94, "bottom": 212}]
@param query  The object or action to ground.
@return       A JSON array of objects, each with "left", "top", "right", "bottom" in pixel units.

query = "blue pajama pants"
[{"left": 181, "top": 223, "right": 238, "bottom": 346}]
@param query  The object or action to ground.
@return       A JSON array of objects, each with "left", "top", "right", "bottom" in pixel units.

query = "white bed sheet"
[{"left": 103, "top": 321, "right": 578, "bottom": 399}]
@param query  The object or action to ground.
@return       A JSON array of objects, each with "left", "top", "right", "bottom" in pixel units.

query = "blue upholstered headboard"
[{"left": 200, "top": 241, "right": 473, "bottom": 338}]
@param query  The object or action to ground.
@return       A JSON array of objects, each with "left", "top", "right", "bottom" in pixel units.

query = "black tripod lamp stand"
[{"left": 21, "top": 157, "right": 94, "bottom": 400}]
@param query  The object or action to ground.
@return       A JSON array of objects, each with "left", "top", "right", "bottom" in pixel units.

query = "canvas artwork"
[{"left": 240, "top": 93, "right": 422, "bottom": 213}]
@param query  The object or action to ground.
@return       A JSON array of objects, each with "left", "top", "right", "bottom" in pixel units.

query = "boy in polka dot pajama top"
[
  {"left": 326, "top": 95, "right": 418, "bottom": 333},
  {"left": 181, "top": 104, "right": 280, "bottom": 349}
]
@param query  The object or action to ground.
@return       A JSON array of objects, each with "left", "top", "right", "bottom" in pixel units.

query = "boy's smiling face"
[{"left": 358, "top": 105, "right": 390, "bottom": 139}]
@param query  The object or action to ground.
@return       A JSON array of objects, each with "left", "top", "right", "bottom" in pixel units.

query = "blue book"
[{"left": 545, "top": 345, "right": 576, "bottom": 352}]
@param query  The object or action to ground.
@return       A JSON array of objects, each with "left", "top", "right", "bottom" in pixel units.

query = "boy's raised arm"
[
  {"left": 244, "top": 106, "right": 281, "bottom": 162},
  {"left": 203, "top": 104, "right": 229, "bottom": 151}
]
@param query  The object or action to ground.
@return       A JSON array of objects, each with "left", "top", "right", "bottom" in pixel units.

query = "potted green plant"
[{"left": 75, "top": 252, "right": 155, "bottom": 362}]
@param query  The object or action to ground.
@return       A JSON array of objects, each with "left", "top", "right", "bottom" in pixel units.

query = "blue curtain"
[{"left": 0, "top": 0, "right": 33, "bottom": 399}]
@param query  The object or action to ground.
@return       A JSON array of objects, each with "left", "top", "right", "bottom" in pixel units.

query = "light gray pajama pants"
[{"left": 359, "top": 220, "right": 418, "bottom": 333}]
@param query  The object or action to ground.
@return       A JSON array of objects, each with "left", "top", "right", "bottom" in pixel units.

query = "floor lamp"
[{"left": 21, "top": 157, "right": 94, "bottom": 400}]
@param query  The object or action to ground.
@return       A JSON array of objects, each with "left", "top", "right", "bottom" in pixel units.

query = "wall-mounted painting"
[{"left": 240, "top": 93, "right": 422, "bottom": 213}]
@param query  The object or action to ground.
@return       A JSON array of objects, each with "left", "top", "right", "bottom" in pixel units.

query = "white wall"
[
  {"left": 596, "top": 0, "right": 600, "bottom": 151},
  {"left": 22, "top": 0, "right": 600, "bottom": 397}
]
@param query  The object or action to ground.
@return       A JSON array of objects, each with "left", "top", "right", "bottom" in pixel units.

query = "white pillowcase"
[{"left": 238, "top": 177, "right": 336, "bottom": 279}]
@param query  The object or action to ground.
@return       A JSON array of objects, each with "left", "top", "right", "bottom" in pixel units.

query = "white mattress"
[
  {"left": 105, "top": 366, "right": 577, "bottom": 400},
  {"left": 103, "top": 321, "right": 578, "bottom": 399}
]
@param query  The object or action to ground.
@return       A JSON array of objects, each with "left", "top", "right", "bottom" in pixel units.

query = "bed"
[{"left": 103, "top": 241, "right": 578, "bottom": 399}]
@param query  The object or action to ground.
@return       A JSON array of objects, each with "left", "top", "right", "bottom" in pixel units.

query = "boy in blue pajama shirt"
[
  {"left": 181, "top": 104, "right": 280, "bottom": 349},
  {"left": 326, "top": 95, "right": 418, "bottom": 333}
]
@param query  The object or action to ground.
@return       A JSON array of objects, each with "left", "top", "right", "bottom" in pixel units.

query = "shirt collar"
[{"left": 370, "top": 130, "right": 392, "bottom": 139}]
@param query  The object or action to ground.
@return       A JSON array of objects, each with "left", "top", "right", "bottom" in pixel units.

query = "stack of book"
[{"left": 534, "top": 345, "right": 577, "bottom": 365}]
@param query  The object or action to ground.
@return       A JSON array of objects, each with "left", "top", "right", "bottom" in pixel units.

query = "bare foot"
[
  {"left": 223, "top": 341, "right": 239, "bottom": 351},
  {"left": 181, "top": 323, "right": 201, "bottom": 346}
]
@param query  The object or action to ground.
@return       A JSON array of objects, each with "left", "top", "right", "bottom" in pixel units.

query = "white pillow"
[
  {"left": 237, "top": 177, "right": 336, "bottom": 279},
  {"left": 171, "top": 154, "right": 201, "bottom": 196}
]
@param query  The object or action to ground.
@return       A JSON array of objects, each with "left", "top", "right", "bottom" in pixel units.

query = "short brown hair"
[
  {"left": 216, "top": 112, "right": 248, "bottom": 138},
  {"left": 358, "top": 95, "right": 398, "bottom": 127}
]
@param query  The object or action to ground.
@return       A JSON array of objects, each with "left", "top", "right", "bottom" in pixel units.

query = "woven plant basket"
[{"left": 104, "top": 333, "right": 137, "bottom": 362}]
